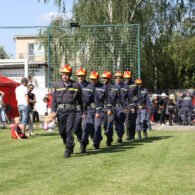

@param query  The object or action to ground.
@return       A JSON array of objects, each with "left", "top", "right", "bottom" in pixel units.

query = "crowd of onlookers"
[
  {"left": 0, "top": 78, "right": 55, "bottom": 138},
  {"left": 0, "top": 80, "right": 194, "bottom": 138},
  {"left": 148, "top": 91, "right": 195, "bottom": 127}
]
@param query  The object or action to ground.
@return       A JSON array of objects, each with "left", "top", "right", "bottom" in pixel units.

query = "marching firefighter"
[
  {"left": 123, "top": 70, "right": 138, "bottom": 141},
  {"left": 51, "top": 64, "right": 82, "bottom": 158},
  {"left": 135, "top": 79, "right": 152, "bottom": 139},
  {"left": 74, "top": 68, "right": 88, "bottom": 144},
  {"left": 81, "top": 71, "right": 101, "bottom": 152},
  {"left": 89, "top": 71, "right": 107, "bottom": 149},
  {"left": 101, "top": 71, "right": 119, "bottom": 146},
  {"left": 113, "top": 72, "right": 127, "bottom": 143}
]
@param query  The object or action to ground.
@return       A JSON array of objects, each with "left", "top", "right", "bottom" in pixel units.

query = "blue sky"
[{"left": 0, "top": 0, "right": 73, "bottom": 58}]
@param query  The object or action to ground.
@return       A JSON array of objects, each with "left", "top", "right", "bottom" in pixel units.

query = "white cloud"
[{"left": 38, "top": 12, "right": 72, "bottom": 24}]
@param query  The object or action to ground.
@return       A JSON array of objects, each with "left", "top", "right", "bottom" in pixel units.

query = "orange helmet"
[
  {"left": 135, "top": 79, "right": 142, "bottom": 84},
  {"left": 89, "top": 71, "right": 100, "bottom": 79},
  {"left": 60, "top": 64, "right": 72, "bottom": 74},
  {"left": 114, "top": 72, "right": 123, "bottom": 78},
  {"left": 123, "top": 70, "right": 132, "bottom": 78},
  {"left": 101, "top": 71, "right": 112, "bottom": 79},
  {"left": 75, "top": 68, "right": 87, "bottom": 76}
]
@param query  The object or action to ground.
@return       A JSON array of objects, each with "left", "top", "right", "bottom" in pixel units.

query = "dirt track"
[{"left": 151, "top": 122, "right": 195, "bottom": 131}]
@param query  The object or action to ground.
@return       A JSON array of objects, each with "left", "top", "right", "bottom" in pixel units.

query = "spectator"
[
  {"left": 0, "top": 91, "right": 6, "bottom": 128},
  {"left": 27, "top": 84, "right": 36, "bottom": 136},
  {"left": 151, "top": 94, "right": 159, "bottom": 122},
  {"left": 15, "top": 78, "right": 29, "bottom": 134},
  {"left": 43, "top": 88, "right": 53, "bottom": 116},
  {"left": 11, "top": 117, "right": 28, "bottom": 139},
  {"left": 159, "top": 93, "right": 167, "bottom": 126},
  {"left": 182, "top": 91, "right": 193, "bottom": 125},
  {"left": 43, "top": 114, "right": 57, "bottom": 132},
  {"left": 167, "top": 94, "right": 176, "bottom": 126},
  {"left": 176, "top": 91, "right": 184, "bottom": 124},
  {"left": 148, "top": 92, "right": 153, "bottom": 102}
]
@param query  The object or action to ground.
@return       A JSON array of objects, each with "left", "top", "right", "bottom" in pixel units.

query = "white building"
[{"left": 0, "top": 35, "right": 53, "bottom": 115}]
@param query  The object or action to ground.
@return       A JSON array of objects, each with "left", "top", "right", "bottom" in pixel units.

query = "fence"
[{"left": 0, "top": 24, "right": 140, "bottom": 88}]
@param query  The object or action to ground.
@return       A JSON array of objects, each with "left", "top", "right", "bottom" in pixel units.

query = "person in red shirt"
[
  {"left": 11, "top": 117, "right": 28, "bottom": 139},
  {"left": 43, "top": 88, "right": 53, "bottom": 115}
]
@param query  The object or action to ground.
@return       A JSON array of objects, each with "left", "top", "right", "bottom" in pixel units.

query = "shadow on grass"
[
  {"left": 73, "top": 136, "right": 173, "bottom": 157},
  {"left": 132, "top": 136, "right": 173, "bottom": 144},
  {"left": 37, "top": 132, "right": 59, "bottom": 136}
]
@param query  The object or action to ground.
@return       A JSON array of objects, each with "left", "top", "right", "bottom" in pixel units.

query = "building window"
[
  {"left": 28, "top": 43, "right": 34, "bottom": 61},
  {"left": 28, "top": 43, "right": 44, "bottom": 61}
]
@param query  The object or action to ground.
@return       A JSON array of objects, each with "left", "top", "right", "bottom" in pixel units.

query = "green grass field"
[{"left": 0, "top": 127, "right": 194, "bottom": 195}]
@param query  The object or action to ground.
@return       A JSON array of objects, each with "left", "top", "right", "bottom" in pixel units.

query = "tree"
[
  {"left": 0, "top": 46, "right": 9, "bottom": 59},
  {"left": 39, "top": 0, "right": 195, "bottom": 90},
  {"left": 168, "top": 36, "right": 195, "bottom": 88}
]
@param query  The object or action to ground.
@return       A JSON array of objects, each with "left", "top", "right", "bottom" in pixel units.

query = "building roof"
[{"left": 14, "top": 35, "right": 39, "bottom": 41}]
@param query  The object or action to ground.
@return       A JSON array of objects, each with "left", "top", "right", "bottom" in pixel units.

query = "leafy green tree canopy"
[{"left": 0, "top": 46, "right": 9, "bottom": 59}]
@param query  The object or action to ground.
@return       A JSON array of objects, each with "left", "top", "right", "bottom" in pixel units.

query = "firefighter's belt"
[
  {"left": 76, "top": 105, "right": 81, "bottom": 110},
  {"left": 88, "top": 103, "right": 96, "bottom": 109},
  {"left": 58, "top": 104, "right": 76, "bottom": 109}
]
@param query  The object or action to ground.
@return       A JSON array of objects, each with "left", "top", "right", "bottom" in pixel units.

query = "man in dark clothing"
[
  {"left": 74, "top": 68, "right": 87, "bottom": 146},
  {"left": 77, "top": 70, "right": 101, "bottom": 153},
  {"left": 51, "top": 64, "right": 83, "bottom": 158},
  {"left": 123, "top": 71, "right": 137, "bottom": 141},
  {"left": 167, "top": 94, "right": 176, "bottom": 126},
  {"left": 87, "top": 71, "right": 105, "bottom": 149},
  {"left": 28, "top": 84, "right": 36, "bottom": 136},
  {"left": 159, "top": 93, "right": 167, "bottom": 126},
  {"left": 135, "top": 79, "right": 152, "bottom": 139},
  {"left": 151, "top": 95, "right": 159, "bottom": 122},
  {"left": 182, "top": 91, "right": 193, "bottom": 125},
  {"left": 113, "top": 72, "right": 127, "bottom": 143},
  {"left": 176, "top": 92, "right": 184, "bottom": 124},
  {"left": 101, "top": 71, "right": 117, "bottom": 146}
]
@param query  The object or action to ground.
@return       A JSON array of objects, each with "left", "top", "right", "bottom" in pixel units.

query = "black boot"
[
  {"left": 93, "top": 143, "right": 99, "bottom": 149},
  {"left": 64, "top": 146, "right": 70, "bottom": 158},
  {"left": 64, "top": 150, "right": 70, "bottom": 158},
  {"left": 64, "top": 144, "right": 74, "bottom": 158},
  {"left": 131, "top": 137, "right": 135, "bottom": 142},
  {"left": 106, "top": 139, "right": 111, "bottom": 146},
  {"left": 126, "top": 130, "right": 130, "bottom": 140},
  {"left": 106, "top": 136, "right": 113, "bottom": 146},
  {"left": 143, "top": 131, "right": 147, "bottom": 139},
  {"left": 80, "top": 144, "right": 86, "bottom": 153},
  {"left": 117, "top": 137, "right": 123, "bottom": 143},
  {"left": 69, "top": 143, "right": 75, "bottom": 154},
  {"left": 126, "top": 136, "right": 130, "bottom": 141}
]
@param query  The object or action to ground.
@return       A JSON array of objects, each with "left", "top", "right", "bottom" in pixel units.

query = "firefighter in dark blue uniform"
[
  {"left": 74, "top": 68, "right": 88, "bottom": 145},
  {"left": 89, "top": 71, "right": 107, "bottom": 149},
  {"left": 81, "top": 71, "right": 101, "bottom": 152},
  {"left": 135, "top": 79, "right": 152, "bottom": 139},
  {"left": 101, "top": 71, "right": 118, "bottom": 146},
  {"left": 182, "top": 91, "right": 193, "bottom": 125},
  {"left": 177, "top": 91, "right": 184, "bottom": 124},
  {"left": 113, "top": 72, "right": 127, "bottom": 143},
  {"left": 123, "top": 71, "right": 137, "bottom": 141},
  {"left": 51, "top": 65, "right": 83, "bottom": 158}
]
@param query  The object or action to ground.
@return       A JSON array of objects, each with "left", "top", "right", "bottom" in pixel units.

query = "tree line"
[{"left": 2, "top": 0, "right": 194, "bottom": 90}]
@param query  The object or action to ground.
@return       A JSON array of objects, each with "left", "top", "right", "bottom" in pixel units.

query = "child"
[
  {"left": 44, "top": 114, "right": 57, "bottom": 132},
  {"left": 11, "top": 117, "right": 28, "bottom": 139}
]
